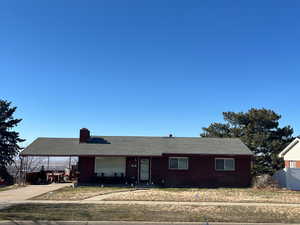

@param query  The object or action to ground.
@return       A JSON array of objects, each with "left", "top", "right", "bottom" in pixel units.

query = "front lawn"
[
  {"left": 103, "top": 187, "right": 300, "bottom": 204},
  {"left": 1, "top": 203, "right": 300, "bottom": 223},
  {"left": 0, "top": 185, "right": 23, "bottom": 192},
  {"left": 32, "top": 185, "right": 300, "bottom": 204},
  {"left": 32, "top": 186, "right": 132, "bottom": 200}
]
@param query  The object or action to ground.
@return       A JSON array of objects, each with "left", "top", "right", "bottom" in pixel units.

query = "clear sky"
[{"left": 1, "top": 0, "right": 300, "bottom": 146}]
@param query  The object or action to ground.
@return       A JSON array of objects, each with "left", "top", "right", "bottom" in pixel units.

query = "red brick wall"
[
  {"left": 78, "top": 155, "right": 252, "bottom": 187},
  {"left": 151, "top": 154, "right": 252, "bottom": 187},
  {"left": 151, "top": 157, "right": 164, "bottom": 185},
  {"left": 78, "top": 156, "right": 138, "bottom": 183},
  {"left": 285, "top": 160, "right": 289, "bottom": 168},
  {"left": 126, "top": 157, "right": 138, "bottom": 181},
  {"left": 78, "top": 156, "right": 95, "bottom": 182},
  {"left": 285, "top": 160, "right": 300, "bottom": 168}
]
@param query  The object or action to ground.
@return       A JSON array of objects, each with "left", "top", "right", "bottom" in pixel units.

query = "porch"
[{"left": 79, "top": 156, "right": 155, "bottom": 185}]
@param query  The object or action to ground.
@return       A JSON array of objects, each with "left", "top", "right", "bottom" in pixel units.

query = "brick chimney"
[{"left": 80, "top": 128, "right": 90, "bottom": 143}]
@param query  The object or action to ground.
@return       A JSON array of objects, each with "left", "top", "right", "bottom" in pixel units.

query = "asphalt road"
[
  {"left": 0, "top": 204, "right": 11, "bottom": 211},
  {"left": 0, "top": 222, "right": 298, "bottom": 225}
]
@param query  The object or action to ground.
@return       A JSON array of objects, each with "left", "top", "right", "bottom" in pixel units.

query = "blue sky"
[{"left": 1, "top": 1, "right": 300, "bottom": 146}]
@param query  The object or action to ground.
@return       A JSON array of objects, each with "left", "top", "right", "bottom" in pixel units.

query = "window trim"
[
  {"left": 94, "top": 157, "right": 126, "bottom": 176},
  {"left": 168, "top": 157, "right": 189, "bottom": 170},
  {"left": 215, "top": 158, "right": 235, "bottom": 171},
  {"left": 289, "top": 161, "right": 297, "bottom": 168}
]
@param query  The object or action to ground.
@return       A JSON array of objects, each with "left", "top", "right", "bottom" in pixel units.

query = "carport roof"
[{"left": 20, "top": 136, "right": 253, "bottom": 156}]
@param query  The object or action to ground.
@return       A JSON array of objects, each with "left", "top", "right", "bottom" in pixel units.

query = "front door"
[{"left": 139, "top": 158, "right": 150, "bottom": 182}]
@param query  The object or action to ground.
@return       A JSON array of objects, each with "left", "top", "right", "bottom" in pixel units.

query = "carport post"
[
  {"left": 47, "top": 156, "right": 50, "bottom": 170},
  {"left": 69, "top": 156, "right": 71, "bottom": 169},
  {"left": 19, "top": 156, "right": 22, "bottom": 185},
  {"left": 24, "top": 156, "right": 27, "bottom": 185}
]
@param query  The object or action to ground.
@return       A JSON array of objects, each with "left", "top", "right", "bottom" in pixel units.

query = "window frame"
[
  {"left": 168, "top": 157, "right": 189, "bottom": 170},
  {"left": 289, "top": 161, "right": 297, "bottom": 168},
  {"left": 94, "top": 157, "right": 126, "bottom": 176},
  {"left": 215, "top": 158, "right": 235, "bottom": 171}
]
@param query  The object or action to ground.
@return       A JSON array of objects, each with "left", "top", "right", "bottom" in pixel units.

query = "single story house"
[
  {"left": 20, "top": 128, "right": 253, "bottom": 187},
  {"left": 274, "top": 138, "right": 300, "bottom": 190}
]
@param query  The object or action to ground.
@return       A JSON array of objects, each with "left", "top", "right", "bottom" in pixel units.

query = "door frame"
[{"left": 139, "top": 157, "right": 151, "bottom": 183}]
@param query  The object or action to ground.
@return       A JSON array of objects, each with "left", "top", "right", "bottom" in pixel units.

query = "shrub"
[
  {"left": 252, "top": 174, "right": 279, "bottom": 189},
  {"left": 0, "top": 166, "right": 14, "bottom": 185}
]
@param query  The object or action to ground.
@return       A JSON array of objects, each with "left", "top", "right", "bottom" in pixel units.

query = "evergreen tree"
[
  {"left": 0, "top": 100, "right": 25, "bottom": 173},
  {"left": 201, "top": 108, "right": 293, "bottom": 175}
]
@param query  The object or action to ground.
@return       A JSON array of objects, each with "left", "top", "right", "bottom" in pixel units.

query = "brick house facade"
[{"left": 21, "top": 128, "right": 253, "bottom": 187}]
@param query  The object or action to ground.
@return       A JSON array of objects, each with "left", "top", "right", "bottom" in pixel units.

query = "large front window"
[
  {"left": 169, "top": 157, "right": 188, "bottom": 170},
  {"left": 94, "top": 157, "right": 126, "bottom": 176}
]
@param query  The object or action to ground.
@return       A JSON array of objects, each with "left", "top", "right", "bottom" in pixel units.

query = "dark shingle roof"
[{"left": 20, "top": 136, "right": 252, "bottom": 156}]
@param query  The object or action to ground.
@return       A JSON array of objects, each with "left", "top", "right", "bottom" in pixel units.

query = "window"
[
  {"left": 169, "top": 157, "right": 188, "bottom": 170},
  {"left": 94, "top": 157, "right": 126, "bottom": 176},
  {"left": 215, "top": 158, "right": 235, "bottom": 171},
  {"left": 290, "top": 161, "right": 297, "bottom": 168}
]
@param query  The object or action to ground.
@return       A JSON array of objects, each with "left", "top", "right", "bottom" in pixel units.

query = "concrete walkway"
[
  {"left": 84, "top": 189, "right": 148, "bottom": 201},
  {"left": 82, "top": 199, "right": 300, "bottom": 207},
  {"left": 0, "top": 183, "right": 71, "bottom": 201}
]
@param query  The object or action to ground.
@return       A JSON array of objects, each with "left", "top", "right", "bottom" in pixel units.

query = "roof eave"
[{"left": 278, "top": 138, "right": 300, "bottom": 158}]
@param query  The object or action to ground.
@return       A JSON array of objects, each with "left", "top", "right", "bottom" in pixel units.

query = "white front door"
[{"left": 139, "top": 158, "right": 150, "bottom": 181}]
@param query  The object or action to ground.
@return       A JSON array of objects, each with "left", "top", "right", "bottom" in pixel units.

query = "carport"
[{"left": 18, "top": 153, "right": 78, "bottom": 184}]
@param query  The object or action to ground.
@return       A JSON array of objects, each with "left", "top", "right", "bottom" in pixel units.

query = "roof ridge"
[{"left": 37, "top": 136, "right": 241, "bottom": 139}]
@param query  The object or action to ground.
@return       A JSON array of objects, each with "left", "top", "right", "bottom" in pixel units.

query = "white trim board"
[{"left": 279, "top": 138, "right": 300, "bottom": 161}]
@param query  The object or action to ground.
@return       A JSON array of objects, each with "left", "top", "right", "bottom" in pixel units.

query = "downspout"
[
  {"left": 137, "top": 156, "right": 140, "bottom": 185},
  {"left": 149, "top": 157, "right": 152, "bottom": 184}
]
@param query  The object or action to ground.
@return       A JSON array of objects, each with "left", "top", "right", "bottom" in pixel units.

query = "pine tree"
[
  {"left": 0, "top": 100, "right": 25, "bottom": 171},
  {"left": 201, "top": 108, "right": 293, "bottom": 175}
]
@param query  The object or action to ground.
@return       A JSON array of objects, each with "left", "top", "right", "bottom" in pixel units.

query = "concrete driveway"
[{"left": 0, "top": 183, "right": 71, "bottom": 201}]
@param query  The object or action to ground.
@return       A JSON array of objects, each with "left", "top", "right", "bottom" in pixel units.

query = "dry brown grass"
[
  {"left": 103, "top": 187, "right": 300, "bottom": 204},
  {"left": 1, "top": 203, "right": 300, "bottom": 223},
  {"left": 32, "top": 186, "right": 132, "bottom": 200},
  {"left": 0, "top": 185, "right": 24, "bottom": 192}
]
